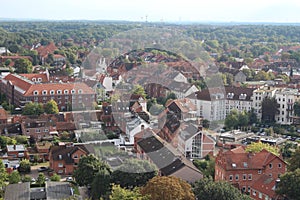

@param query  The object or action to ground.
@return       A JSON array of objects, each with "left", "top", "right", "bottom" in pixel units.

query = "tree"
[
  {"left": 141, "top": 176, "right": 195, "bottom": 200},
  {"left": 36, "top": 173, "right": 46, "bottom": 186},
  {"left": 261, "top": 97, "right": 279, "bottom": 123},
  {"left": 73, "top": 155, "right": 110, "bottom": 186},
  {"left": 15, "top": 135, "right": 28, "bottom": 144},
  {"left": 91, "top": 168, "right": 111, "bottom": 200},
  {"left": 0, "top": 160, "right": 8, "bottom": 193},
  {"left": 238, "top": 111, "right": 249, "bottom": 127},
  {"left": 111, "top": 159, "right": 157, "bottom": 188},
  {"left": 248, "top": 109, "right": 257, "bottom": 125},
  {"left": 245, "top": 141, "right": 279, "bottom": 156},
  {"left": 9, "top": 170, "right": 21, "bottom": 184},
  {"left": 22, "top": 102, "right": 44, "bottom": 116},
  {"left": 276, "top": 169, "right": 300, "bottom": 199},
  {"left": 50, "top": 173, "right": 61, "bottom": 182},
  {"left": 14, "top": 58, "right": 33, "bottom": 73},
  {"left": 288, "top": 147, "right": 300, "bottom": 172},
  {"left": 18, "top": 159, "right": 31, "bottom": 173},
  {"left": 110, "top": 184, "right": 149, "bottom": 200},
  {"left": 132, "top": 85, "right": 147, "bottom": 99},
  {"left": 294, "top": 101, "right": 300, "bottom": 117},
  {"left": 225, "top": 109, "right": 239, "bottom": 129},
  {"left": 193, "top": 177, "right": 252, "bottom": 200},
  {"left": 22, "top": 175, "right": 32, "bottom": 182},
  {"left": 0, "top": 135, "right": 16, "bottom": 149},
  {"left": 44, "top": 99, "right": 59, "bottom": 114}
]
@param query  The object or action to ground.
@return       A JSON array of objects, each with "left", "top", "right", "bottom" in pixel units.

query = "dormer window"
[
  {"left": 50, "top": 90, "right": 55, "bottom": 95},
  {"left": 78, "top": 89, "right": 83, "bottom": 94},
  {"left": 239, "top": 93, "right": 247, "bottom": 100},
  {"left": 33, "top": 90, "right": 39, "bottom": 95},
  {"left": 64, "top": 90, "right": 69, "bottom": 94},
  {"left": 32, "top": 78, "right": 36, "bottom": 82},
  {"left": 38, "top": 78, "right": 42, "bottom": 82},
  {"left": 71, "top": 89, "right": 76, "bottom": 94},
  {"left": 42, "top": 90, "right": 47, "bottom": 95},
  {"left": 57, "top": 90, "right": 62, "bottom": 95},
  {"left": 227, "top": 93, "right": 234, "bottom": 99}
]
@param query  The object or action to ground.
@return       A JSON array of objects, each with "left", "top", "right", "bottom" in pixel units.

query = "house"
[
  {"left": 6, "top": 144, "right": 28, "bottom": 159},
  {"left": 136, "top": 129, "right": 203, "bottom": 183},
  {"left": 21, "top": 120, "right": 54, "bottom": 141},
  {"left": 125, "top": 117, "right": 149, "bottom": 144},
  {"left": 0, "top": 107, "right": 8, "bottom": 124},
  {"left": 49, "top": 142, "right": 90, "bottom": 175},
  {"left": 177, "top": 124, "right": 215, "bottom": 159},
  {"left": 215, "top": 147, "right": 286, "bottom": 199},
  {"left": 0, "top": 73, "right": 96, "bottom": 111},
  {"left": 4, "top": 182, "right": 76, "bottom": 200}
]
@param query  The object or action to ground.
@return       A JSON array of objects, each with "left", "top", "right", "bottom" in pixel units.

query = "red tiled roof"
[
  {"left": 251, "top": 175, "right": 277, "bottom": 198},
  {"left": 20, "top": 73, "right": 49, "bottom": 83},
  {"left": 36, "top": 42, "right": 57, "bottom": 58},
  {"left": 0, "top": 108, "right": 8, "bottom": 120},
  {"left": 4, "top": 74, "right": 32, "bottom": 91}
]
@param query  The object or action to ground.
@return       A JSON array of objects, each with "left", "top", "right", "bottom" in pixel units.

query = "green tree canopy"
[
  {"left": 14, "top": 58, "right": 33, "bottom": 73},
  {"left": 193, "top": 177, "right": 252, "bottom": 200},
  {"left": 50, "top": 173, "right": 61, "bottom": 182},
  {"left": 9, "top": 170, "right": 21, "bottom": 184},
  {"left": 22, "top": 102, "right": 44, "bottom": 116},
  {"left": 18, "top": 159, "right": 31, "bottom": 174},
  {"left": 111, "top": 159, "right": 157, "bottom": 188},
  {"left": 110, "top": 184, "right": 149, "bottom": 200},
  {"left": 73, "top": 155, "right": 110, "bottom": 186},
  {"left": 276, "top": 168, "right": 300, "bottom": 199},
  {"left": 132, "top": 85, "right": 147, "bottom": 99},
  {"left": 141, "top": 176, "right": 195, "bottom": 200},
  {"left": 44, "top": 99, "right": 59, "bottom": 114},
  {"left": 36, "top": 172, "right": 45, "bottom": 186},
  {"left": 91, "top": 168, "right": 111, "bottom": 200},
  {"left": 0, "top": 160, "right": 8, "bottom": 193},
  {"left": 0, "top": 135, "right": 16, "bottom": 149},
  {"left": 245, "top": 141, "right": 279, "bottom": 156},
  {"left": 288, "top": 147, "right": 300, "bottom": 172},
  {"left": 261, "top": 97, "right": 279, "bottom": 123}
]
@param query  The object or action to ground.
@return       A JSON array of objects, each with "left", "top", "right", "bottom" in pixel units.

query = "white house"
[{"left": 125, "top": 117, "right": 150, "bottom": 144}]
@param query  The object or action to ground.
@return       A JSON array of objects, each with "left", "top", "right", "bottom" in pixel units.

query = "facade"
[
  {"left": 215, "top": 147, "right": 286, "bottom": 199},
  {"left": 49, "top": 143, "right": 89, "bottom": 175},
  {"left": 0, "top": 73, "right": 96, "bottom": 111},
  {"left": 177, "top": 124, "right": 215, "bottom": 159},
  {"left": 6, "top": 144, "right": 28, "bottom": 159}
]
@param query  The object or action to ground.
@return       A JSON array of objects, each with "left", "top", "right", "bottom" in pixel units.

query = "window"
[
  {"left": 71, "top": 89, "right": 76, "bottom": 94},
  {"left": 44, "top": 129, "right": 48, "bottom": 132},
  {"left": 58, "top": 163, "right": 63, "bottom": 167},
  {"left": 78, "top": 89, "right": 83, "bottom": 94},
  {"left": 64, "top": 90, "right": 69, "bottom": 94},
  {"left": 33, "top": 90, "right": 39, "bottom": 95},
  {"left": 235, "top": 174, "right": 239, "bottom": 181},
  {"left": 243, "top": 174, "right": 247, "bottom": 180},
  {"left": 229, "top": 175, "right": 233, "bottom": 181},
  {"left": 278, "top": 163, "right": 282, "bottom": 168},
  {"left": 50, "top": 90, "right": 55, "bottom": 95},
  {"left": 253, "top": 190, "right": 256, "bottom": 196},
  {"left": 36, "top": 129, "right": 40, "bottom": 133},
  {"left": 258, "top": 169, "right": 262, "bottom": 174},
  {"left": 57, "top": 90, "right": 62, "bottom": 94},
  {"left": 38, "top": 78, "right": 42, "bottom": 82},
  {"left": 42, "top": 90, "right": 47, "bottom": 95},
  {"left": 242, "top": 187, "right": 246, "bottom": 192},
  {"left": 259, "top": 192, "right": 262, "bottom": 199},
  {"left": 248, "top": 174, "right": 252, "bottom": 180},
  {"left": 269, "top": 163, "right": 273, "bottom": 169},
  {"left": 73, "top": 154, "right": 78, "bottom": 159}
]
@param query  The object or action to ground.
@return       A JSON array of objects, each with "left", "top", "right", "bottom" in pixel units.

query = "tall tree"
[
  {"left": 91, "top": 168, "right": 111, "bottom": 200},
  {"left": 18, "top": 159, "right": 31, "bottom": 173},
  {"left": 44, "top": 99, "right": 59, "bottom": 114},
  {"left": 110, "top": 184, "right": 149, "bottom": 200},
  {"left": 276, "top": 169, "right": 300, "bottom": 199},
  {"left": 14, "top": 58, "right": 33, "bottom": 73},
  {"left": 9, "top": 171, "right": 21, "bottom": 184},
  {"left": 288, "top": 147, "right": 300, "bottom": 172},
  {"left": 111, "top": 159, "right": 157, "bottom": 188},
  {"left": 73, "top": 155, "right": 110, "bottom": 186},
  {"left": 141, "top": 176, "right": 195, "bottom": 200},
  {"left": 0, "top": 160, "right": 8, "bottom": 196},
  {"left": 261, "top": 97, "right": 279, "bottom": 123},
  {"left": 193, "top": 177, "right": 252, "bottom": 200},
  {"left": 22, "top": 102, "right": 44, "bottom": 116},
  {"left": 132, "top": 85, "right": 147, "bottom": 99},
  {"left": 36, "top": 173, "right": 46, "bottom": 186},
  {"left": 245, "top": 141, "right": 279, "bottom": 156}
]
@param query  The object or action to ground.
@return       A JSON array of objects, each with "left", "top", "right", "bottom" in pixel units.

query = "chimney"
[
  {"left": 13, "top": 145, "right": 16, "bottom": 150},
  {"left": 141, "top": 124, "right": 145, "bottom": 137}
]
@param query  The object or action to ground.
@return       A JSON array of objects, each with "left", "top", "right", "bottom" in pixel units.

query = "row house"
[
  {"left": 215, "top": 147, "right": 286, "bottom": 200},
  {"left": 5, "top": 144, "right": 28, "bottom": 159},
  {"left": 135, "top": 128, "right": 203, "bottom": 183},
  {"left": 0, "top": 73, "right": 96, "bottom": 111}
]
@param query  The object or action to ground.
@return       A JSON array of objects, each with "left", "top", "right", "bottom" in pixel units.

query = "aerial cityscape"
[{"left": 0, "top": 0, "right": 300, "bottom": 200}]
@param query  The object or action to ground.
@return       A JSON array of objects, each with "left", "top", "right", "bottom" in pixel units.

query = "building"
[
  {"left": 49, "top": 143, "right": 90, "bottom": 175},
  {"left": 0, "top": 107, "right": 8, "bottom": 124},
  {"left": 0, "top": 73, "right": 96, "bottom": 111},
  {"left": 252, "top": 85, "right": 277, "bottom": 120},
  {"left": 5, "top": 144, "right": 28, "bottom": 159},
  {"left": 215, "top": 147, "right": 286, "bottom": 199},
  {"left": 136, "top": 129, "right": 203, "bottom": 183},
  {"left": 177, "top": 124, "right": 215, "bottom": 159}
]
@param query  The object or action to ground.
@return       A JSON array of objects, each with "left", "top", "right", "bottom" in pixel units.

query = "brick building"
[
  {"left": 0, "top": 73, "right": 96, "bottom": 111},
  {"left": 215, "top": 147, "right": 286, "bottom": 200}
]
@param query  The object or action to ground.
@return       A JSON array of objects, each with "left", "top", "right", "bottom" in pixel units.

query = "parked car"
[
  {"left": 38, "top": 167, "right": 48, "bottom": 172},
  {"left": 66, "top": 177, "right": 73, "bottom": 182}
]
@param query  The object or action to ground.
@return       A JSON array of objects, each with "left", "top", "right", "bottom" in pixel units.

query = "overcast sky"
[{"left": 1, "top": 0, "right": 300, "bottom": 22}]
